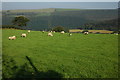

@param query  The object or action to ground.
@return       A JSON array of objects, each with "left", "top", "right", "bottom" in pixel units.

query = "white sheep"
[
  {"left": 48, "top": 32, "right": 53, "bottom": 36},
  {"left": 114, "top": 33, "right": 118, "bottom": 35},
  {"left": 42, "top": 30, "right": 45, "bottom": 33},
  {"left": 84, "top": 32, "right": 89, "bottom": 35},
  {"left": 53, "top": 31, "right": 55, "bottom": 33},
  {"left": 9, "top": 37, "right": 13, "bottom": 40},
  {"left": 12, "top": 36, "right": 16, "bottom": 40},
  {"left": 61, "top": 31, "right": 65, "bottom": 34},
  {"left": 21, "top": 33, "right": 26, "bottom": 37},
  {"left": 28, "top": 30, "right": 31, "bottom": 33},
  {"left": 69, "top": 33, "right": 72, "bottom": 36},
  {"left": 8, "top": 36, "right": 16, "bottom": 40}
]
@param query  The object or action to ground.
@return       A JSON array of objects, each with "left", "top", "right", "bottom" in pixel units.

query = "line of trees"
[
  {"left": 2, "top": 25, "right": 23, "bottom": 30},
  {"left": 77, "top": 18, "right": 118, "bottom": 31}
]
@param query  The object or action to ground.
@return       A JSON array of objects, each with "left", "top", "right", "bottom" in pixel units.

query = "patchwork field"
[
  {"left": 69, "top": 29, "right": 113, "bottom": 33},
  {"left": 2, "top": 29, "right": 118, "bottom": 78}
]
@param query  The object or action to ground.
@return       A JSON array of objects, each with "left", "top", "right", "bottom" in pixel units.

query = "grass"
[{"left": 2, "top": 29, "right": 118, "bottom": 78}]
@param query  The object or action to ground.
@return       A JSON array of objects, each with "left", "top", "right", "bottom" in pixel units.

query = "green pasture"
[{"left": 2, "top": 29, "right": 118, "bottom": 78}]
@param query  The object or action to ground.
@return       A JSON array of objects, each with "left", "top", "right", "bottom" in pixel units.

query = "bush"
[
  {"left": 112, "top": 31, "right": 119, "bottom": 34},
  {"left": 96, "top": 32, "right": 100, "bottom": 34},
  {"left": 2, "top": 25, "right": 24, "bottom": 30},
  {"left": 82, "top": 30, "right": 89, "bottom": 33},
  {"left": 52, "top": 26, "right": 65, "bottom": 32},
  {"left": 2, "top": 25, "right": 15, "bottom": 28}
]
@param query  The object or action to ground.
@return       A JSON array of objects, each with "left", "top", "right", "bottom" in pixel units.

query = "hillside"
[{"left": 2, "top": 8, "right": 118, "bottom": 30}]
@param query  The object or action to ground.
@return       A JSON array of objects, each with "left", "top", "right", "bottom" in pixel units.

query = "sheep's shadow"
[{"left": 2, "top": 56, "right": 63, "bottom": 79}]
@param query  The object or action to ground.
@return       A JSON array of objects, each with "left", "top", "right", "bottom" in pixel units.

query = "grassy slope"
[
  {"left": 3, "top": 8, "right": 81, "bottom": 17},
  {"left": 3, "top": 8, "right": 80, "bottom": 13},
  {"left": 2, "top": 29, "right": 118, "bottom": 78},
  {"left": 55, "top": 8, "right": 81, "bottom": 11},
  {"left": 3, "top": 8, "right": 55, "bottom": 13}
]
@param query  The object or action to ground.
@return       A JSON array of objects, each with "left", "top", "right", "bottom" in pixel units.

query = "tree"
[
  {"left": 52, "top": 26, "right": 64, "bottom": 32},
  {"left": 12, "top": 16, "right": 30, "bottom": 27}
]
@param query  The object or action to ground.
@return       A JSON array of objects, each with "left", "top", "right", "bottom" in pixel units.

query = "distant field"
[
  {"left": 88, "top": 30, "right": 113, "bottom": 33},
  {"left": 2, "top": 29, "right": 118, "bottom": 78},
  {"left": 56, "top": 8, "right": 81, "bottom": 11},
  {"left": 69, "top": 29, "right": 83, "bottom": 33},
  {"left": 3, "top": 8, "right": 81, "bottom": 13},
  {"left": 3, "top": 8, "right": 55, "bottom": 13},
  {"left": 69, "top": 29, "right": 113, "bottom": 33}
]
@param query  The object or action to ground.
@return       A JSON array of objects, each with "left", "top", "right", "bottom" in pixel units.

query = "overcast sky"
[
  {"left": 2, "top": 2, "right": 118, "bottom": 10},
  {"left": 2, "top": 0, "right": 120, "bottom": 2}
]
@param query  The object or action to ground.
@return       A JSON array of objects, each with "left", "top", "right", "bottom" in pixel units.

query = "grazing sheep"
[
  {"left": 42, "top": 30, "right": 45, "bottom": 33},
  {"left": 9, "top": 37, "right": 13, "bottom": 40},
  {"left": 12, "top": 36, "right": 16, "bottom": 39},
  {"left": 114, "top": 33, "right": 118, "bottom": 35},
  {"left": 21, "top": 33, "right": 26, "bottom": 37},
  {"left": 50, "top": 31, "right": 52, "bottom": 32},
  {"left": 84, "top": 32, "right": 89, "bottom": 35},
  {"left": 48, "top": 32, "right": 53, "bottom": 36},
  {"left": 53, "top": 31, "right": 55, "bottom": 33},
  {"left": 61, "top": 31, "right": 65, "bottom": 34},
  {"left": 8, "top": 36, "right": 16, "bottom": 40},
  {"left": 69, "top": 33, "right": 72, "bottom": 36},
  {"left": 28, "top": 30, "right": 31, "bottom": 33}
]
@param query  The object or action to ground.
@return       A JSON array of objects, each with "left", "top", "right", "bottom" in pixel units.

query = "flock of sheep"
[
  {"left": 47, "top": 30, "right": 66, "bottom": 36},
  {"left": 8, "top": 30, "right": 89, "bottom": 40},
  {"left": 8, "top": 30, "right": 30, "bottom": 40},
  {"left": 8, "top": 29, "right": 119, "bottom": 40}
]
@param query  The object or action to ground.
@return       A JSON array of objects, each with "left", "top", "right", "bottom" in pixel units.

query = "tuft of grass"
[{"left": 2, "top": 29, "right": 118, "bottom": 78}]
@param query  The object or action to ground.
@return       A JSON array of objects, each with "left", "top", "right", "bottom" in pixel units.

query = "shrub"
[
  {"left": 2, "top": 25, "right": 24, "bottom": 30},
  {"left": 52, "top": 26, "right": 64, "bottom": 32},
  {"left": 96, "top": 32, "right": 100, "bottom": 34},
  {"left": 112, "top": 31, "right": 119, "bottom": 34},
  {"left": 82, "top": 30, "right": 89, "bottom": 33}
]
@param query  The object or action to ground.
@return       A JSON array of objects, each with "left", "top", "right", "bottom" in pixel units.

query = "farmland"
[
  {"left": 2, "top": 8, "right": 118, "bottom": 30},
  {"left": 2, "top": 29, "right": 118, "bottom": 78},
  {"left": 69, "top": 29, "right": 113, "bottom": 33}
]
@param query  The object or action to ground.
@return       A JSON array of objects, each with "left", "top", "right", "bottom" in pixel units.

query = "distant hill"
[
  {"left": 3, "top": 8, "right": 55, "bottom": 13},
  {"left": 2, "top": 8, "right": 118, "bottom": 31}
]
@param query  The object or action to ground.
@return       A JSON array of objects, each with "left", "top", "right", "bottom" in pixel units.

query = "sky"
[
  {"left": 1, "top": 0, "right": 120, "bottom": 2},
  {"left": 2, "top": 2, "right": 118, "bottom": 10}
]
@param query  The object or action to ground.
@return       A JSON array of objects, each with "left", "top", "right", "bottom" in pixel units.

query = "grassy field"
[{"left": 2, "top": 29, "right": 118, "bottom": 78}]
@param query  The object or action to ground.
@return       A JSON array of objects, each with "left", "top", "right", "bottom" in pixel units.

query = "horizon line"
[{"left": 2, "top": 8, "right": 118, "bottom": 11}]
